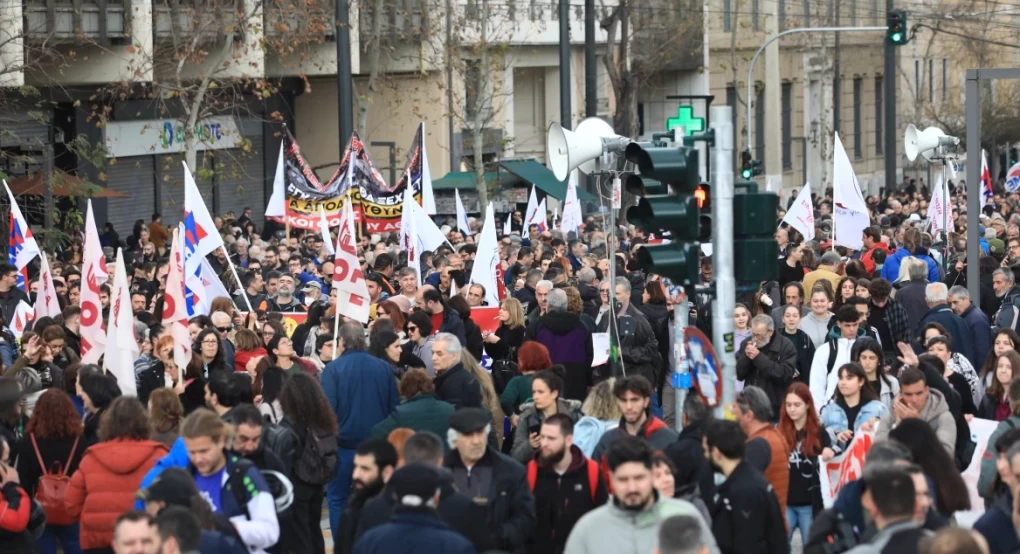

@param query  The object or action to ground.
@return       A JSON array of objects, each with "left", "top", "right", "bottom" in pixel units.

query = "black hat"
[
  {"left": 448, "top": 407, "right": 490, "bottom": 434},
  {"left": 388, "top": 463, "right": 442, "bottom": 508},
  {"left": 135, "top": 468, "right": 197, "bottom": 507}
]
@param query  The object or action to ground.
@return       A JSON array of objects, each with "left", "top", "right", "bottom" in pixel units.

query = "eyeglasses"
[{"left": 263, "top": 331, "right": 275, "bottom": 338}]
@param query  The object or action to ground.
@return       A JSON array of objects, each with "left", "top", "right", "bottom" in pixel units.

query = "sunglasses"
[
  {"left": 407, "top": 326, "right": 418, "bottom": 332},
  {"left": 216, "top": 326, "right": 232, "bottom": 333}
]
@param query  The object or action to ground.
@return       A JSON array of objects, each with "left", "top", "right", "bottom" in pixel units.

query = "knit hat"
[
  {"left": 388, "top": 464, "right": 442, "bottom": 508},
  {"left": 990, "top": 238, "right": 1006, "bottom": 256}
]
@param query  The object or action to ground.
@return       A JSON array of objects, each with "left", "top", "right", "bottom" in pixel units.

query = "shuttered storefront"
[
  {"left": 0, "top": 115, "right": 49, "bottom": 149},
  {"left": 214, "top": 118, "right": 265, "bottom": 226},
  {"left": 104, "top": 156, "right": 156, "bottom": 238}
]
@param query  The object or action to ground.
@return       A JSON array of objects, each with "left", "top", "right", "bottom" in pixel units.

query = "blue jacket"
[
  {"left": 917, "top": 304, "right": 978, "bottom": 367},
  {"left": 353, "top": 510, "right": 476, "bottom": 554},
  {"left": 134, "top": 437, "right": 191, "bottom": 510},
  {"left": 961, "top": 304, "right": 992, "bottom": 371},
  {"left": 819, "top": 400, "right": 888, "bottom": 454},
  {"left": 975, "top": 491, "right": 1020, "bottom": 554},
  {"left": 322, "top": 350, "right": 399, "bottom": 449},
  {"left": 191, "top": 454, "right": 279, "bottom": 553},
  {"left": 881, "top": 246, "right": 940, "bottom": 283}
]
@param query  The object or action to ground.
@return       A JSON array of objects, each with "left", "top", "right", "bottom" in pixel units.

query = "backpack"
[
  {"left": 30, "top": 433, "right": 79, "bottom": 526},
  {"left": 294, "top": 427, "right": 339, "bottom": 486},
  {"left": 225, "top": 456, "right": 259, "bottom": 519},
  {"left": 525, "top": 458, "right": 600, "bottom": 503},
  {"left": 491, "top": 346, "right": 519, "bottom": 395}
]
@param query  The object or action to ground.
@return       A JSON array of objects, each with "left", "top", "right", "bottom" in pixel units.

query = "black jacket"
[
  {"left": 735, "top": 334, "right": 797, "bottom": 417},
  {"left": 438, "top": 307, "right": 467, "bottom": 346},
  {"left": 530, "top": 445, "right": 608, "bottom": 554},
  {"left": 514, "top": 286, "right": 537, "bottom": 311},
  {"left": 638, "top": 302, "right": 671, "bottom": 390},
  {"left": 0, "top": 482, "right": 46, "bottom": 554},
  {"left": 461, "top": 315, "right": 485, "bottom": 361},
  {"left": 356, "top": 470, "right": 492, "bottom": 552},
  {"left": 577, "top": 283, "right": 600, "bottom": 319},
  {"left": 63, "top": 327, "right": 82, "bottom": 358},
  {"left": 15, "top": 434, "right": 87, "bottom": 497},
  {"left": 443, "top": 448, "right": 536, "bottom": 554},
  {"left": 136, "top": 362, "right": 167, "bottom": 408},
  {"left": 335, "top": 484, "right": 382, "bottom": 554},
  {"left": 485, "top": 324, "right": 525, "bottom": 361},
  {"left": 0, "top": 288, "right": 29, "bottom": 331},
  {"left": 595, "top": 304, "right": 659, "bottom": 385},
  {"left": 663, "top": 421, "right": 716, "bottom": 507},
  {"left": 709, "top": 461, "right": 787, "bottom": 554},
  {"left": 781, "top": 328, "right": 816, "bottom": 385},
  {"left": 434, "top": 362, "right": 483, "bottom": 410}
]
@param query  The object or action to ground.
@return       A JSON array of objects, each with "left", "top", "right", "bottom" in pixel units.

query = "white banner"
[
  {"left": 781, "top": 183, "right": 815, "bottom": 241},
  {"left": 104, "top": 116, "right": 241, "bottom": 158}
]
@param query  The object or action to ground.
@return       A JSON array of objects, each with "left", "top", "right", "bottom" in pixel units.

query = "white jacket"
[{"left": 809, "top": 336, "right": 857, "bottom": 412}]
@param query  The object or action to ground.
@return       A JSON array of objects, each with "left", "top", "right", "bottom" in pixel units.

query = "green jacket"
[
  {"left": 500, "top": 374, "right": 535, "bottom": 416},
  {"left": 370, "top": 393, "right": 456, "bottom": 448}
]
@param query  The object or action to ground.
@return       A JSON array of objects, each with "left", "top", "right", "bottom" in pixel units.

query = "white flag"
[
  {"left": 103, "top": 249, "right": 139, "bottom": 396},
  {"left": 80, "top": 199, "right": 109, "bottom": 364},
  {"left": 199, "top": 258, "right": 233, "bottom": 303},
  {"left": 503, "top": 212, "right": 512, "bottom": 236},
  {"left": 524, "top": 186, "right": 542, "bottom": 231},
  {"left": 319, "top": 205, "right": 335, "bottom": 256},
  {"left": 420, "top": 124, "right": 437, "bottom": 215},
  {"left": 265, "top": 141, "right": 286, "bottom": 218},
  {"left": 532, "top": 198, "right": 548, "bottom": 232},
  {"left": 10, "top": 300, "right": 32, "bottom": 339},
  {"left": 929, "top": 173, "right": 954, "bottom": 238},
  {"left": 162, "top": 229, "right": 193, "bottom": 376},
  {"left": 469, "top": 202, "right": 502, "bottom": 307},
  {"left": 455, "top": 189, "right": 471, "bottom": 237},
  {"left": 33, "top": 254, "right": 61, "bottom": 320},
  {"left": 333, "top": 201, "right": 371, "bottom": 323},
  {"left": 832, "top": 132, "right": 870, "bottom": 250},
  {"left": 560, "top": 171, "right": 584, "bottom": 234},
  {"left": 781, "top": 183, "right": 816, "bottom": 241}
]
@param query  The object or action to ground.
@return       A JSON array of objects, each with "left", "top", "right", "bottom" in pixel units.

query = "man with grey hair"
[
  {"left": 322, "top": 320, "right": 399, "bottom": 537},
  {"left": 948, "top": 284, "right": 991, "bottom": 368},
  {"left": 656, "top": 515, "right": 710, "bottom": 554},
  {"left": 594, "top": 276, "right": 661, "bottom": 396},
  {"left": 734, "top": 386, "right": 791, "bottom": 517},
  {"left": 918, "top": 282, "right": 977, "bottom": 367},
  {"left": 209, "top": 311, "right": 235, "bottom": 370},
  {"left": 432, "top": 332, "right": 483, "bottom": 409},
  {"left": 526, "top": 288, "right": 595, "bottom": 401},
  {"left": 994, "top": 267, "right": 1020, "bottom": 334},
  {"left": 895, "top": 257, "right": 931, "bottom": 333},
  {"left": 736, "top": 314, "right": 796, "bottom": 413},
  {"left": 802, "top": 250, "right": 842, "bottom": 297},
  {"left": 526, "top": 279, "right": 555, "bottom": 327},
  {"left": 575, "top": 267, "right": 600, "bottom": 318}
]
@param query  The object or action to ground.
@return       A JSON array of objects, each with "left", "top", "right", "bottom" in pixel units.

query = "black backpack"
[{"left": 294, "top": 427, "right": 339, "bottom": 486}]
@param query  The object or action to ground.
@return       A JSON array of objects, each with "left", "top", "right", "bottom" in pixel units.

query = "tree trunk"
[
  {"left": 356, "top": 0, "right": 385, "bottom": 139},
  {"left": 473, "top": 0, "right": 490, "bottom": 210}
]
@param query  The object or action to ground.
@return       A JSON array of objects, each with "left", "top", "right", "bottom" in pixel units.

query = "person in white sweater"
[
  {"left": 810, "top": 305, "right": 865, "bottom": 411},
  {"left": 798, "top": 287, "right": 834, "bottom": 348}
]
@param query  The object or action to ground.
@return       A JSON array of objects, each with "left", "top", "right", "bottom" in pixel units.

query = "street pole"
[
  {"left": 673, "top": 298, "right": 689, "bottom": 431},
  {"left": 584, "top": 0, "right": 596, "bottom": 118},
  {"left": 966, "top": 71, "right": 982, "bottom": 303},
  {"left": 446, "top": 0, "right": 456, "bottom": 171},
  {"left": 710, "top": 105, "right": 736, "bottom": 418},
  {"left": 884, "top": 0, "right": 897, "bottom": 192},
  {"left": 336, "top": 0, "right": 353, "bottom": 148},
  {"left": 559, "top": 0, "right": 571, "bottom": 127}
]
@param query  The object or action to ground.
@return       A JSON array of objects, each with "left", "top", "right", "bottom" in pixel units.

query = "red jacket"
[
  {"left": 64, "top": 439, "right": 168, "bottom": 549},
  {"left": 861, "top": 242, "right": 892, "bottom": 274}
]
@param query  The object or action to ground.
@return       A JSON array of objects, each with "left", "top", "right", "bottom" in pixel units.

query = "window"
[
  {"left": 779, "top": 0, "right": 786, "bottom": 29},
  {"left": 853, "top": 77, "right": 862, "bottom": 159},
  {"left": 724, "top": 0, "right": 731, "bottom": 31},
  {"left": 875, "top": 76, "right": 883, "bottom": 155},
  {"left": 755, "top": 86, "right": 765, "bottom": 162},
  {"left": 752, "top": 0, "right": 759, "bottom": 31},
  {"left": 942, "top": 58, "right": 948, "bottom": 102},
  {"left": 803, "top": 0, "right": 811, "bottom": 25},
  {"left": 727, "top": 86, "right": 738, "bottom": 169},
  {"left": 929, "top": 59, "right": 934, "bottom": 102},
  {"left": 782, "top": 83, "right": 792, "bottom": 170}
]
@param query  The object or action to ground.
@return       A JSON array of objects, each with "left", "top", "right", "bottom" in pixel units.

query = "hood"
[
  {"left": 86, "top": 439, "right": 168, "bottom": 475},
  {"left": 920, "top": 388, "right": 950, "bottom": 421},
  {"left": 532, "top": 444, "right": 588, "bottom": 474},
  {"left": 538, "top": 310, "right": 583, "bottom": 335},
  {"left": 826, "top": 325, "right": 865, "bottom": 340},
  {"left": 578, "top": 284, "right": 599, "bottom": 302},
  {"left": 617, "top": 416, "right": 669, "bottom": 439},
  {"left": 519, "top": 397, "right": 583, "bottom": 416}
]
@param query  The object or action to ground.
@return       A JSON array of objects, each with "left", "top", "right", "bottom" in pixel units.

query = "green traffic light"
[
  {"left": 891, "top": 32, "right": 902, "bottom": 42},
  {"left": 741, "top": 168, "right": 752, "bottom": 179}
]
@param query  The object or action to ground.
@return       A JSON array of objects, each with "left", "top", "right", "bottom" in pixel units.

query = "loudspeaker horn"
[
  {"left": 546, "top": 122, "right": 606, "bottom": 181},
  {"left": 904, "top": 124, "right": 946, "bottom": 162}
]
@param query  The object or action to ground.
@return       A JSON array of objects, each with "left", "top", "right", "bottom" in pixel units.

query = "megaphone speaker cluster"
[
  {"left": 546, "top": 118, "right": 626, "bottom": 181},
  {"left": 904, "top": 124, "right": 948, "bottom": 162}
]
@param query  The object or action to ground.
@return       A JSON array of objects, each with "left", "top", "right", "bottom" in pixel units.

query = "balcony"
[
  {"left": 152, "top": 0, "right": 242, "bottom": 44},
  {"left": 359, "top": 0, "right": 429, "bottom": 42},
  {"left": 265, "top": 0, "right": 336, "bottom": 39},
  {"left": 23, "top": 0, "right": 132, "bottom": 43}
]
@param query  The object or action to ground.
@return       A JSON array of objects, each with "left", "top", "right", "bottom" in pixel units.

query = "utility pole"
[
  {"left": 884, "top": 0, "right": 897, "bottom": 192},
  {"left": 559, "top": 0, "right": 571, "bottom": 127},
  {"left": 336, "top": 0, "right": 354, "bottom": 150},
  {"left": 832, "top": 0, "right": 840, "bottom": 135},
  {"left": 763, "top": 0, "right": 782, "bottom": 193},
  {"left": 710, "top": 105, "right": 736, "bottom": 417},
  {"left": 584, "top": 0, "right": 596, "bottom": 117}
]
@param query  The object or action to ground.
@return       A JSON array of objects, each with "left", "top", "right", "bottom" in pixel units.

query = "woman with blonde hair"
[
  {"left": 573, "top": 378, "right": 622, "bottom": 457},
  {"left": 460, "top": 350, "right": 506, "bottom": 444},
  {"left": 148, "top": 387, "right": 184, "bottom": 448},
  {"left": 564, "top": 287, "right": 596, "bottom": 332},
  {"left": 483, "top": 297, "right": 526, "bottom": 362}
]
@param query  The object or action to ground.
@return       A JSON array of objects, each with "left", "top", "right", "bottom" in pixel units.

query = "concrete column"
[
  {"left": 0, "top": 0, "right": 25, "bottom": 87},
  {"left": 763, "top": 0, "right": 783, "bottom": 192}
]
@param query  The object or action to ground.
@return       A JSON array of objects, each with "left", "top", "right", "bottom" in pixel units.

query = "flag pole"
[
  {"left": 332, "top": 227, "right": 342, "bottom": 361},
  {"left": 221, "top": 247, "right": 255, "bottom": 314}
]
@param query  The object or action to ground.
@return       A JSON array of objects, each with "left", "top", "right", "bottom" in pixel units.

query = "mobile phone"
[{"left": 528, "top": 423, "right": 542, "bottom": 435}]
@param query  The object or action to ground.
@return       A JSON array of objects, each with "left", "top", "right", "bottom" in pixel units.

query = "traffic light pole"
[{"left": 710, "top": 106, "right": 737, "bottom": 418}]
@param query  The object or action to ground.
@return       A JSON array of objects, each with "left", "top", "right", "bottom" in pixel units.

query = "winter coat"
[
  {"left": 638, "top": 302, "right": 671, "bottom": 387},
  {"left": 803, "top": 266, "right": 842, "bottom": 300},
  {"left": 16, "top": 433, "right": 88, "bottom": 498},
  {"left": 883, "top": 246, "right": 940, "bottom": 283},
  {"left": 709, "top": 461, "right": 787, "bottom": 554},
  {"left": 64, "top": 438, "right": 168, "bottom": 549},
  {"left": 530, "top": 445, "right": 609, "bottom": 554},
  {"left": 321, "top": 349, "right": 400, "bottom": 450},
  {"left": 593, "top": 304, "right": 658, "bottom": 391},
  {"left": 875, "top": 388, "right": 957, "bottom": 455},
  {"left": 735, "top": 334, "right": 797, "bottom": 417},
  {"left": 819, "top": 400, "right": 888, "bottom": 453},
  {"left": 434, "top": 362, "right": 483, "bottom": 410},
  {"left": 861, "top": 242, "right": 892, "bottom": 275},
  {"left": 353, "top": 509, "right": 476, "bottom": 554},
  {"left": 438, "top": 307, "right": 467, "bottom": 346},
  {"left": 0, "top": 288, "right": 30, "bottom": 331},
  {"left": 0, "top": 482, "right": 46, "bottom": 554},
  {"left": 500, "top": 374, "right": 535, "bottom": 416},
  {"left": 462, "top": 316, "right": 485, "bottom": 361},
  {"left": 896, "top": 280, "right": 930, "bottom": 333},
  {"left": 563, "top": 494, "right": 719, "bottom": 554},
  {"left": 370, "top": 393, "right": 456, "bottom": 446},
  {"left": 485, "top": 324, "right": 525, "bottom": 362},
  {"left": 663, "top": 420, "right": 716, "bottom": 508},
  {"left": 961, "top": 305, "right": 993, "bottom": 374},
  {"left": 780, "top": 328, "right": 815, "bottom": 384},
  {"left": 443, "top": 448, "right": 536, "bottom": 554},
  {"left": 916, "top": 303, "right": 978, "bottom": 369},
  {"left": 411, "top": 335, "right": 437, "bottom": 377},
  {"left": 974, "top": 488, "right": 1020, "bottom": 554},
  {"left": 529, "top": 311, "right": 595, "bottom": 401},
  {"left": 577, "top": 283, "right": 600, "bottom": 319},
  {"left": 995, "top": 285, "right": 1020, "bottom": 333},
  {"left": 571, "top": 417, "right": 618, "bottom": 459},
  {"left": 511, "top": 398, "right": 583, "bottom": 463},
  {"left": 979, "top": 416, "right": 1020, "bottom": 502}
]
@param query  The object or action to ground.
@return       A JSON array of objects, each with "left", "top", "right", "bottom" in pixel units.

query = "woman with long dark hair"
[
  {"left": 819, "top": 363, "right": 887, "bottom": 453},
  {"left": 291, "top": 301, "right": 326, "bottom": 358},
  {"left": 778, "top": 382, "right": 834, "bottom": 549},
  {"left": 257, "top": 367, "right": 286, "bottom": 424},
  {"left": 447, "top": 295, "right": 484, "bottom": 361},
  {"left": 368, "top": 331, "right": 407, "bottom": 378},
  {"left": 981, "top": 329, "right": 1020, "bottom": 390},
  {"left": 921, "top": 323, "right": 981, "bottom": 406},
  {"left": 889, "top": 418, "right": 971, "bottom": 517},
  {"left": 76, "top": 370, "right": 121, "bottom": 447},
  {"left": 16, "top": 389, "right": 87, "bottom": 554},
  {"left": 851, "top": 338, "right": 899, "bottom": 410},
  {"left": 274, "top": 373, "right": 338, "bottom": 554},
  {"left": 510, "top": 367, "right": 583, "bottom": 463},
  {"left": 978, "top": 351, "right": 1020, "bottom": 421}
]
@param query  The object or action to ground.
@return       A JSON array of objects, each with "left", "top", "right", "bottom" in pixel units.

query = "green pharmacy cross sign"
[{"left": 666, "top": 106, "right": 705, "bottom": 137}]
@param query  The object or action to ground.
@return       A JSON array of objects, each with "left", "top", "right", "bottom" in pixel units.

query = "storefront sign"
[{"left": 104, "top": 116, "right": 242, "bottom": 158}]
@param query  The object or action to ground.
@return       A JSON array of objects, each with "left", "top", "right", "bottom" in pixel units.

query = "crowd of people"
[{"left": 0, "top": 175, "right": 1019, "bottom": 554}]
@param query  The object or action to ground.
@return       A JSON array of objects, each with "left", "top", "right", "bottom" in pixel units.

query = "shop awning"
[
  {"left": 6, "top": 169, "right": 129, "bottom": 198},
  {"left": 432, "top": 171, "right": 504, "bottom": 190},
  {"left": 498, "top": 159, "right": 597, "bottom": 202}
]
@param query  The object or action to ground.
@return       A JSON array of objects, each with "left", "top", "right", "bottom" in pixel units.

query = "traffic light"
[
  {"left": 694, "top": 183, "right": 711, "bottom": 212},
  {"left": 734, "top": 192, "right": 779, "bottom": 281},
  {"left": 887, "top": 10, "right": 907, "bottom": 45},
  {"left": 740, "top": 150, "right": 762, "bottom": 179},
  {"left": 625, "top": 142, "right": 706, "bottom": 286}
]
